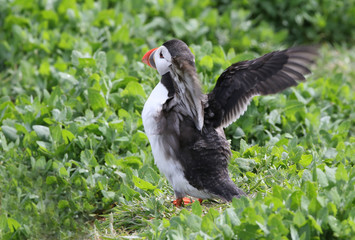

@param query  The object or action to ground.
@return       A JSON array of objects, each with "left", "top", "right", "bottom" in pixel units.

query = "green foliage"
[
  {"left": 247, "top": 0, "right": 355, "bottom": 44},
  {"left": 0, "top": 0, "right": 354, "bottom": 239}
]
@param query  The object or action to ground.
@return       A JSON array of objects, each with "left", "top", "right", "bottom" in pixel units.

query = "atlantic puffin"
[{"left": 141, "top": 39, "right": 317, "bottom": 206}]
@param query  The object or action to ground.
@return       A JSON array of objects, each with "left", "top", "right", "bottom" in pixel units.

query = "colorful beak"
[{"left": 142, "top": 47, "right": 158, "bottom": 69}]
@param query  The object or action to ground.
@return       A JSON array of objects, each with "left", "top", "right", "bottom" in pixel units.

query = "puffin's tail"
[
  {"left": 224, "top": 182, "right": 246, "bottom": 201},
  {"left": 210, "top": 178, "right": 247, "bottom": 201}
]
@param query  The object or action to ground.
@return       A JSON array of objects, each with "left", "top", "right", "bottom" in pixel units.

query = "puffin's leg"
[
  {"left": 182, "top": 197, "right": 194, "bottom": 205},
  {"left": 173, "top": 191, "right": 195, "bottom": 206},
  {"left": 173, "top": 196, "right": 195, "bottom": 207},
  {"left": 173, "top": 197, "right": 195, "bottom": 206},
  {"left": 173, "top": 198, "right": 183, "bottom": 207},
  {"left": 173, "top": 191, "right": 184, "bottom": 207},
  {"left": 198, "top": 198, "right": 203, "bottom": 204}
]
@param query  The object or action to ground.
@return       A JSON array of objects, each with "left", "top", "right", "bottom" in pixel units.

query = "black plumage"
[
  {"left": 207, "top": 46, "right": 318, "bottom": 128},
  {"left": 142, "top": 39, "right": 318, "bottom": 204}
]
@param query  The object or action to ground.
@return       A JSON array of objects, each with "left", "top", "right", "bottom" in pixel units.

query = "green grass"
[{"left": 0, "top": 0, "right": 354, "bottom": 239}]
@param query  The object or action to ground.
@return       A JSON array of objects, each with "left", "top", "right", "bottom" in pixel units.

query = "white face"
[{"left": 152, "top": 46, "right": 172, "bottom": 75}]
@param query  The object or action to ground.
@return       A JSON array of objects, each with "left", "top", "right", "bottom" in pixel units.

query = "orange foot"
[
  {"left": 173, "top": 197, "right": 193, "bottom": 207},
  {"left": 173, "top": 198, "right": 204, "bottom": 207}
]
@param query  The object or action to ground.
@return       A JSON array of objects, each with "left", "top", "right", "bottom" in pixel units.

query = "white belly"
[{"left": 142, "top": 82, "right": 211, "bottom": 199}]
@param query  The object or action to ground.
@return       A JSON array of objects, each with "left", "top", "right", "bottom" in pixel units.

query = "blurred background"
[{"left": 1, "top": 0, "right": 355, "bottom": 96}]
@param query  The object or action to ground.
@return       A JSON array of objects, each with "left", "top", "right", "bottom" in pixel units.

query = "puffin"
[{"left": 141, "top": 39, "right": 317, "bottom": 206}]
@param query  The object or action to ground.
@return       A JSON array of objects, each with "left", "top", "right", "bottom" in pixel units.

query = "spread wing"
[{"left": 205, "top": 46, "right": 318, "bottom": 128}]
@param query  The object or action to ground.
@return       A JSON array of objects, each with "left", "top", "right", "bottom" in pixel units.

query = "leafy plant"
[{"left": 248, "top": 0, "right": 355, "bottom": 44}]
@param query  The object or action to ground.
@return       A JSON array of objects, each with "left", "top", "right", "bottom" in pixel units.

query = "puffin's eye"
[{"left": 160, "top": 52, "right": 164, "bottom": 58}]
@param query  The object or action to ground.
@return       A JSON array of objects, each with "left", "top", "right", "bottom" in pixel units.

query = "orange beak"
[{"left": 142, "top": 47, "right": 158, "bottom": 69}]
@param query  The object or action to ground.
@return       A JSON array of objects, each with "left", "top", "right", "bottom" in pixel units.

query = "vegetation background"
[{"left": 0, "top": 0, "right": 354, "bottom": 239}]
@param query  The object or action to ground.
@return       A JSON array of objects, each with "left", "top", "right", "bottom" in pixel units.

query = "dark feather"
[
  {"left": 170, "top": 56, "right": 204, "bottom": 130},
  {"left": 206, "top": 46, "right": 318, "bottom": 128}
]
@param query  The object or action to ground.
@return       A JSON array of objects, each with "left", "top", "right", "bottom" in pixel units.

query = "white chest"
[
  {"left": 142, "top": 82, "right": 209, "bottom": 198},
  {"left": 142, "top": 82, "right": 179, "bottom": 181},
  {"left": 142, "top": 82, "right": 169, "bottom": 136}
]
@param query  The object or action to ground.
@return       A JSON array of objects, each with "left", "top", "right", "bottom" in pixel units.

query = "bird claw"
[
  {"left": 173, "top": 197, "right": 193, "bottom": 207},
  {"left": 172, "top": 197, "right": 204, "bottom": 207}
]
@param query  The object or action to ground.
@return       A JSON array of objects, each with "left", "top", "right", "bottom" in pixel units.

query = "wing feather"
[{"left": 206, "top": 46, "right": 318, "bottom": 128}]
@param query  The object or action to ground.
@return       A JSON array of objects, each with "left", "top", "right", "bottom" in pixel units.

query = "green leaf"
[
  {"left": 301, "top": 195, "right": 310, "bottom": 212},
  {"left": 46, "top": 176, "right": 57, "bottom": 185},
  {"left": 5, "top": 15, "right": 30, "bottom": 29},
  {"left": 94, "top": 9, "right": 115, "bottom": 27},
  {"left": 58, "top": 200, "right": 69, "bottom": 209},
  {"left": 36, "top": 141, "right": 52, "bottom": 153},
  {"left": 58, "top": 0, "right": 77, "bottom": 14},
  {"left": 325, "top": 166, "right": 336, "bottom": 183},
  {"left": 191, "top": 201, "right": 202, "bottom": 216},
  {"left": 308, "top": 215, "right": 323, "bottom": 233},
  {"left": 268, "top": 214, "right": 289, "bottom": 235},
  {"left": 299, "top": 154, "right": 312, "bottom": 168},
  {"left": 1, "top": 125, "right": 19, "bottom": 140},
  {"left": 50, "top": 125, "right": 63, "bottom": 143},
  {"left": 88, "top": 88, "right": 107, "bottom": 111},
  {"left": 328, "top": 215, "right": 341, "bottom": 234},
  {"left": 0, "top": 214, "right": 7, "bottom": 231},
  {"left": 132, "top": 175, "right": 156, "bottom": 190},
  {"left": 293, "top": 211, "right": 306, "bottom": 227},
  {"left": 337, "top": 120, "right": 351, "bottom": 134},
  {"left": 102, "top": 190, "right": 115, "bottom": 200},
  {"left": 121, "top": 82, "right": 146, "bottom": 98},
  {"left": 104, "top": 153, "right": 118, "bottom": 166},
  {"left": 15, "top": 123, "right": 28, "bottom": 135},
  {"left": 284, "top": 100, "right": 305, "bottom": 120},
  {"left": 316, "top": 168, "right": 329, "bottom": 187},
  {"left": 328, "top": 188, "right": 341, "bottom": 205},
  {"left": 58, "top": 32, "right": 74, "bottom": 50},
  {"left": 119, "top": 156, "right": 142, "bottom": 169},
  {"left": 289, "top": 191, "right": 303, "bottom": 210},
  {"left": 41, "top": 10, "right": 59, "bottom": 24},
  {"left": 78, "top": 58, "right": 96, "bottom": 68},
  {"left": 302, "top": 169, "right": 312, "bottom": 182},
  {"left": 71, "top": 50, "right": 83, "bottom": 66},
  {"left": 62, "top": 129, "right": 75, "bottom": 144},
  {"left": 112, "top": 25, "right": 130, "bottom": 44},
  {"left": 201, "top": 214, "right": 214, "bottom": 234},
  {"left": 187, "top": 214, "right": 202, "bottom": 232},
  {"left": 33, "top": 125, "right": 51, "bottom": 141},
  {"left": 290, "top": 225, "right": 299, "bottom": 240},
  {"left": 39, "top": 59, "right": 51, "bottom": 76},
  {"left": 34, "top": 156, "right": 46, "bottom": 170},
  {"left": 120, "top": 185, "right": 139, "bottom": 201},
  {"left": 80, "top": 150, "right": 98, "bottom": 167},
  {"left": 171, "top": 17, "right": 186, "bottom": 37},
  {"left": 200, "top": 55, "right": 213, "bottom": 69},
  {"left": 335, "top": 163, "right": 349, "bottom": 182},
  {"left": 239, "top": 139, "right": 248, "bottom": 154},
  {"left": 7, "top": 218, "right": 21, "bottom": 232},
  {"left": 96, "top": 51, "right": 107, "bottom": 72},
  {"left": 59, "top": 167, "right": 69, "bottom": 177},
  {"left": 226, "top": 208, "right": 241, "bottom": 226}
]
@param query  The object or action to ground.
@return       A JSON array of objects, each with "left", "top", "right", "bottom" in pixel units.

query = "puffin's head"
[{"left": 142, "top": 39, "right": 195, "bottom": 76}]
